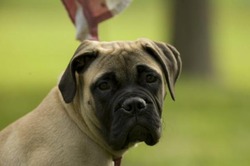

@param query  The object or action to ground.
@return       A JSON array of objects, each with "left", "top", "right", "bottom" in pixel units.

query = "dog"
[{"left": 0, "top": 38, "right": 181, "bottom": 166}]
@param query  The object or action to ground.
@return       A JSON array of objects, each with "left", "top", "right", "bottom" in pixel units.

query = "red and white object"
[{"left": 62, "top": 0, "right": 132, "bottom": 41}]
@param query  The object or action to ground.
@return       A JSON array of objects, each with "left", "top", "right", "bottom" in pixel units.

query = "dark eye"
[
  {"left": 145, "top": 74, "right": 158, "bottom": 83},
  {"left": 98, "top": 81, "right": 111, "bottom": 91}
]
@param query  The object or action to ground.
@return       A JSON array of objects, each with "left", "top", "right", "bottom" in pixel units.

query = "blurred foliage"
[{"left": 0, "top": 0, "right": 250, "bottom": 165}]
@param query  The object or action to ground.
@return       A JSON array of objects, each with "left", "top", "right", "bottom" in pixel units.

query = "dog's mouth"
[
  {"left": 109, "top": 103, "right": 162, "bottom": 151},
  {"left": 126, "top": 124, "right": 159, "bottom": 146},
  {"left": 109, "top": 118, "right": 161, "bottom": 150}
]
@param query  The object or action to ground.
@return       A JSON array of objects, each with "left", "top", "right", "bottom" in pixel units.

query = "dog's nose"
[{"left": 121, "top": 97, "right": 147, "bottom": 113}]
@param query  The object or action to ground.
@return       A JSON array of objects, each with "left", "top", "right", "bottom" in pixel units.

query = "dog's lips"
[
  {"left": 127, "top": 125, "right": 156, "bottom": 145},
  {"left": 109, "top": 117, "right": 161, "bottom": 150}
]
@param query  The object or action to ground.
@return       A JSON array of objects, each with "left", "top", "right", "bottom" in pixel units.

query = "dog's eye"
[
  {"left": 145, "top": 74, "right": 158, "bottom": 83},
  {"left": 98, "top": 81, "right": 111, "bottom": 91}
]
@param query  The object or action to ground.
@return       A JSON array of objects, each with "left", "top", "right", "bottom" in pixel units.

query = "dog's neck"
[{"left": 59, "top": 88, "right": 126, "bottom": 165}]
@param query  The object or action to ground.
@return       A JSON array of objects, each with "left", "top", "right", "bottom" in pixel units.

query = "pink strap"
[{"left": 113, "top": 157, "right": 122, "bottom": 166}]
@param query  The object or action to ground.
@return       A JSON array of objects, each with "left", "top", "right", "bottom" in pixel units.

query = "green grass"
[
  {"left": 122, "top": 77, "right": 250, "bottom": 166},
  {"left": 1, "top": 0, "right": 250, "bottom": 165}
]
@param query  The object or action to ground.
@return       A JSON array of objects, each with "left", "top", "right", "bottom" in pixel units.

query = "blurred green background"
[{"left": 0, "top": 0, "right": 250, "bottom": 165}]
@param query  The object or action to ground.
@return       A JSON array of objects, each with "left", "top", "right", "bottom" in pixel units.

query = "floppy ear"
[
  {"left": 142, "top": 41, "right": 182, "bottom": 100},
  {"left": 58, "top": 47, "right": 98, "bottom": 103}
]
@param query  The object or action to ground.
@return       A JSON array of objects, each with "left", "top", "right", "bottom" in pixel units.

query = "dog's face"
[
  {"left": 87, "top": 51, "right": 165, "bottom": 150},
  {"left": 59, "top": 38, "right": 181, "bottom": 151}
]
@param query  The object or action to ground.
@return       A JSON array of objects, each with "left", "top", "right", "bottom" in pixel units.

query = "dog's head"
[{"left": 58, "top": 38, "right": 181, "bottom": 151}]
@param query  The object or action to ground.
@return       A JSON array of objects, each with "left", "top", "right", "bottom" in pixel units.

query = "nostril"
[
  {"left": 137, "top": 99, "right": 146, "bottom": 110},
  {"left": 122, "top": 104, "right": 132, "bottom": 112}
]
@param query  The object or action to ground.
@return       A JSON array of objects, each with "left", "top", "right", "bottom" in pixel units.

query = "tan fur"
[
  {"left": 0, "top": 39, "right": 181, "bottom": 165},
  {"left": 0, "top": 88, "right": 115, "bottom": 166}
]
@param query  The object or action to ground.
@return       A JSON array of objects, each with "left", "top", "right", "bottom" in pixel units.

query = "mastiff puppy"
[{"left": 0, "top": 38, "right": 181, "bottom": 166}]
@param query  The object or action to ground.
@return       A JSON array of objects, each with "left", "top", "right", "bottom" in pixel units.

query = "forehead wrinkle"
[
  {"left": 97, "top": 51, "right": 139, "bottom": 83},
  {"left": 117, "top": 52, "right": 136, "bottom": 82},
  {"left": 108, "top": 52, "right": 133, "bottom": 81}
]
